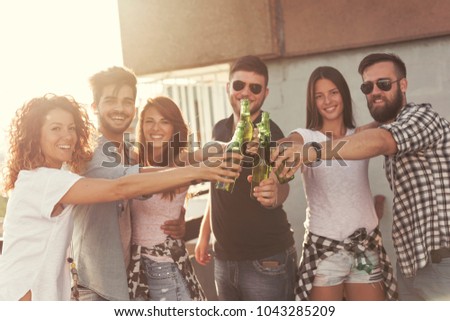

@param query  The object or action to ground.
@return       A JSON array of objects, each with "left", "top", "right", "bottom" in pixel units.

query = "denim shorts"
[{"left": 313, "top": 249, "right": 383, "bottom": 287}]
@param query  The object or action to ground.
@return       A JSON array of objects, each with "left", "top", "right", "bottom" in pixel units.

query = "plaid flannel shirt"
[
  {"left": 296, "top": 227, "right": 398, "bottom": 301},
  {"left": 381, "top": 103, "right": 450, "bottom": 278}
]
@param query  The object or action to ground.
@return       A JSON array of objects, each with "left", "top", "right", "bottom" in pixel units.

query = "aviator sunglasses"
[
  {"left": 232, "top": 80, "right": 263, "bottom": 95},
  {"left": 360, "top": 78, "right": 401, "bottom": 95}
]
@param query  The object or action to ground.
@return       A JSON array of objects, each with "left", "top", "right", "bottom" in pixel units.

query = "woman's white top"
[
  {"left": 292, "top": 128, "right": 378, "bottom": 241},
  {"left": 0, "top": 167, "right": 81, "bottom": 300}
]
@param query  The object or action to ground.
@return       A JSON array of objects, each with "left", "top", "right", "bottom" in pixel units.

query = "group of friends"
[{"left": 0, "top": 53, "right": 449, "bottom": 301}]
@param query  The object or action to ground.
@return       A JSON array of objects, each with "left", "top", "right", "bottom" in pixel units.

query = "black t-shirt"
[{"left": 210, "top": 112, "right": 295, "bottom": 260}]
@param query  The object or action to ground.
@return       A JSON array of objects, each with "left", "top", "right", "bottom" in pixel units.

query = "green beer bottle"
[
  {"left": 214, "top": 122, "right": 243, "bottom": 192},
  {"left": 239, "top": 98, "right": 254, "bottom": 143},
  {"left": 215, "top": 98, "right": 253, "bottom": 192},
  {"left": 250, "top": 111, "right": 271, "bottom": 198}
]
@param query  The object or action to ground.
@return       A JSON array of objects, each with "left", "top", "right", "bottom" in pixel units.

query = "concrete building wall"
[
  {"left": 118, "top": 0, "right": 280, "bottom": 74},
  {"left": 281, "top": 0, "right": 450, "bottom": 56},
  {"left": 118, "top": 0, "right": 450, "bottom": 74}
]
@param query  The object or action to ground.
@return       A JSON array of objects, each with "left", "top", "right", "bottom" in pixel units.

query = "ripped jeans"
[{"left": 141, "top": 256, "right": 191, "bottom": 301}]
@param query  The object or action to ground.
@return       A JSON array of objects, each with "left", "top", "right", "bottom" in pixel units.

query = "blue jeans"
[
  {"left": 396, "top": 258, "right": 450, "bottom": 300},
  {"left": 214, "top": 246, "right": 297, "bottom": 301},
  {"left": 142, "top": 256, "right": 191, "bottom": 301}
]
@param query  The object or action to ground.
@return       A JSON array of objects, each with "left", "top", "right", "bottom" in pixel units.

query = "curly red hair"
[{"left": 3, "top": 94, "right": 94, "bottom": 192}]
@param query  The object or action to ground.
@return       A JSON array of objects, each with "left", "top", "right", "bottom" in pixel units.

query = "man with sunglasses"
[
  {"left": 273, "top": 53, "right": 450, "bottom": 300},
  {"left": 195, "top": 55, "right": 297, "bottom": 301}
]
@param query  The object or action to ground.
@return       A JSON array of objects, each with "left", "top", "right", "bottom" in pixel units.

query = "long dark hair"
[{"left": 306, "top": 66, "right": 355, "bottom": 130}]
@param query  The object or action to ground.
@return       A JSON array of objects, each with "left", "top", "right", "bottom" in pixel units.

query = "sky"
[{"left": 0, "top": 0, "right": 124, "bottom": 157}]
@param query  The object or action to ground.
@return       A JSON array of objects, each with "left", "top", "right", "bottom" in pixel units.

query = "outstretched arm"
[
  {"left": 272, "top": 128, "right": 398, "bottom": 179},
  {"left": 59, "top": 154, "right": 242, "bottom": 207},
  {"left": 177, "top": 141, "right": 228, "bottom": 165},
  {"left": 322, "top": 128, "right": 398, "bottom": 160},
  {"left": 354, "top": 121, "right": 380, "bottom": 133}
]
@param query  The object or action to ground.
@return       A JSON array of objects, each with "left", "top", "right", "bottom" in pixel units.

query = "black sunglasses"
[
  {"left": 232, "top": 80, "right": 263, "bottom": 95},
  {"left": 360, "top": 78, "right": 401, "bottom": 95}
]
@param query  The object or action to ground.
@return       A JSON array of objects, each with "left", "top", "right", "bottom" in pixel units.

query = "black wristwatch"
[{"left": 305, "top": 141, "right": 322, "bottom": 162}]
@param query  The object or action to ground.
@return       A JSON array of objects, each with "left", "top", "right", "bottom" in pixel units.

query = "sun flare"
[{"left": 0, "top": 0, "right": 123, "bottom": 157}]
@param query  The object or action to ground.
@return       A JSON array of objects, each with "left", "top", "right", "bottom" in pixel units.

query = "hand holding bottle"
[
  {"left": 243, "top": 126, "right": 260, "bottom": 157},
  {"left": 248, "top": 174, "right": 279, "bottom": 207},
  {"left": 196, "top": 151, "right": 242, "bottom": 184},
  {"left": 271, "top": 133, "right": 304, "bottom": 180},
  {"left": 216, "top": 98, "right": 253, "bottom": 193}
]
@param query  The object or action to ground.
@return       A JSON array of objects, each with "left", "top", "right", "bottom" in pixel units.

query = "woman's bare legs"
[
  {"left": 345, "top": 282, "right": 385, "bottom": 300},
  {"left": 310, "top": 284, "right": 345, "bottom": 301},
  {"left": 310, "top": 282, "right": 385, "bottom": 301}
]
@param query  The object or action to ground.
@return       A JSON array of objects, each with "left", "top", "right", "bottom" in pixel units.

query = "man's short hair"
[
  {"left": 358, "top": 53, "right": 407, "bottom": 79},
  {"left": 89, "top": 66, "right": 137, "bottom": 105},
  {"left": 229, "top": 55, "right": 269, "bottom": 86}
]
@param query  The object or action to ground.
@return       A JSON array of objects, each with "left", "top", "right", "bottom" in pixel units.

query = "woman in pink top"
[{"left": 128, "top": 96, "right": 206, "bottom": 301}]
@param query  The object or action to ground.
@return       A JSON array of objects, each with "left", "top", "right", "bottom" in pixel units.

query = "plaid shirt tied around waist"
[
  {"left": 127, "top": 237, "right": 206, "bottom": 301},
  {"left": 296, "top": 227, "right": 398, "bottom": 301}
]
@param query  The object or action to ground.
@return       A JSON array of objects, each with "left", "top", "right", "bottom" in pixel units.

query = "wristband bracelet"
[{"left": 305, "top": 141, "right": 322, "bottom": 162}]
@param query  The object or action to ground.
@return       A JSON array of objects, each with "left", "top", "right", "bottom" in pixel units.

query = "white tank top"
[{"left": 292, "top": 128, "right": 378, "bottom": 241}]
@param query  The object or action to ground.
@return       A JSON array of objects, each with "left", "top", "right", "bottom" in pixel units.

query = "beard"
[
  {"left": 367, "top": 87, "right": 403, "bottom": 123},
  {"left": 250, "top": 101, "right": 264, "bottom": 116},
  {"left": 98, "top": 114, "right": 133, "bottom": 136},
  {"left": 233, "top": 98, "right": 266, "bottom": 117}
]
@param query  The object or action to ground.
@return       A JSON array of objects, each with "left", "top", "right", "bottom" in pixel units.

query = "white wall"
[{"left": 263, "top": 36, "right": 450, "bottom": 269}]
